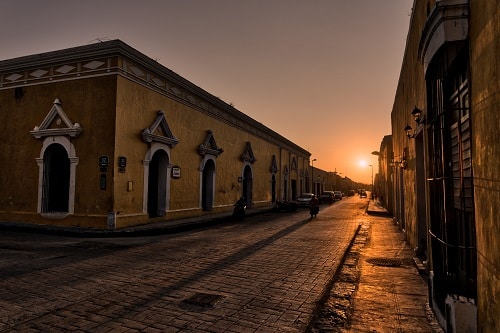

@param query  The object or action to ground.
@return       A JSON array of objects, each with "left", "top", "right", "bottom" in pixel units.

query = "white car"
[
  {"left": 296, "top": 193, "right": 315, "bottom": 207},
  {"left": 334, "top": 191, "right": 342, "bottom": 200}
]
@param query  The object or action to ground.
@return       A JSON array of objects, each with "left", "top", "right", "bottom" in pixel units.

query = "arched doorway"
[
  {"left": 42, "top": 143, "right": 70, "bottom": 213},
  {"left": 148, "top": 149, "right": 169, "bottom": 217},
  {"left": 202, "top": 159, "right": 215, "bottom": 210},
  {"left": 242, "top": 165, "right": 253, "bottom": 207}
]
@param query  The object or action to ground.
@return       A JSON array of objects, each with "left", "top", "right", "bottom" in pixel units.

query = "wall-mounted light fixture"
[
  {"left": 404, "top": 124, "right": 415, "bottom": 139},
  {"left": 412, "top": 106, "right": 423, "bottom": 124},
  {"left": 390, "top": 151, "right": 408, "bottom": 169},
  {"left": 405, "top": 106, "right": 424, "bottom": 139}
]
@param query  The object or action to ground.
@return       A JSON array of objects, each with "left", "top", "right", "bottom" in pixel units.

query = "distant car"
[
  {"left": 334, "top": 191, "right": 342, "bottom": 201},
  {"left": 296, "top": 193, "right": 315, "bottom": 207},
  {"left": 319, "top": 191, "right": 335, "bottom": 204},
  {"left": 359, "top": 190, "right": 367, "bottom": 198},
  {"left": 347, "top": 190, "right": 355, "bottom": 196}
]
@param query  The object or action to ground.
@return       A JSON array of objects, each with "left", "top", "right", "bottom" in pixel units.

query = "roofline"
[{"left": 0, "top": 40, "right": 310, "bottom": 158}]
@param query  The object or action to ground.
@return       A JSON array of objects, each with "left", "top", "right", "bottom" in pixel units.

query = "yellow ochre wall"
[
  {"left": 113, "top": 75, "right": 303, "bottom": 228},
  {"left": 0, "top": 40, "right": 311, "bottom": 230},
  {"left": 0, "top": 76, "right": 118, "bottom": 229}
]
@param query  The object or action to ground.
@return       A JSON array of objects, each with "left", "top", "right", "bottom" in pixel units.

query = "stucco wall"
[
  {"left": 0, "top": 76, "right": 117, "bottom": 228},
  {"left": 390, "top": 0, "right": 429, "bottom": 250},
  {"left": 470, "top": 1, "right": 500, "bottom": 331},
  {"left": 0, "top": 40, "right": 313, "bottom": 230},
  {"left": 113, "top": 75, "right": 305, "bottom": 228}
]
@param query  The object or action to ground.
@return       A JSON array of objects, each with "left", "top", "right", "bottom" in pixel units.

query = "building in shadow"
[{"left": 388, "top": 1, "right": 499, "bottom": 332}]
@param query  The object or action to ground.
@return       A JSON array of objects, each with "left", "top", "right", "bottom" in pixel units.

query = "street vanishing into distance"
[{"left": 0, "top": 197, "right": 369, "bottom": 332}]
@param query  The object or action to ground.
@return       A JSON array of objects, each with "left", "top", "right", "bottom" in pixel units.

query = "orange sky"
[{"left": 0, "top": 0, "right": 413, "bottom": 183}]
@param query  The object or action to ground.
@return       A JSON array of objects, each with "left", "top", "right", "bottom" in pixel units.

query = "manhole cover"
[
  {"left": 68, "top": 241, "right": 126, "bottom": 250},
  {"left": 183, "top": 293, "right": 224, "bottom": 307},
  {"left": 366, "top": 258, "right": 406, "bottom": 267}
]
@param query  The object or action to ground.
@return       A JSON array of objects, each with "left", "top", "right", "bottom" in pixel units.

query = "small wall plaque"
[
  {"left": 99, "top": 155, "right": 109, "bottom": 172},
  {"left": 118, "top": 156, "right": 127, "bottom": 173},
  {"left": 172, "top": 166, "right": 181, "bottom": 178}
]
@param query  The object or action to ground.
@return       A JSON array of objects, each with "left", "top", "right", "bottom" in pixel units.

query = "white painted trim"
[
  {"left": 142, "top": 142, "right": 171, "bottom": 214},
  {"left": 199, "top": 155, "right": 217, "bottom": 209},
  {"left": 37, "top": 136, "right": 78, "bottom": 215}
]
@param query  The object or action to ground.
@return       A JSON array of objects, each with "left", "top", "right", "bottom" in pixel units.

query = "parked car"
[
  {"left": 359, "top": 190, "right": 367, "bottom": 198},
  {"left": 334, "top": 191, "right": 342, "bottom": 201},
  {"left": 347, "top": 190, "right": 355, "bottom": 196},
  {"left": 296, "top": 193, "right": 315, "bottom": 207},
  {"left": 319, "top": 191, "right": 335, "bottom": 204},
  {"left": 272, "top": 200, "right": 298, "bottom": 212}
]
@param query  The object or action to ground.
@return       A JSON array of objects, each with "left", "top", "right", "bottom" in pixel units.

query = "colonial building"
[
  {"left": 390, "top": 0, "right": 499, "bottom": 332},
  {"left": 0, "top": 40, "right": 315, "bottom": 230},
  {"left": 373, "top": 135, "right": 394, "bottom": 214}
]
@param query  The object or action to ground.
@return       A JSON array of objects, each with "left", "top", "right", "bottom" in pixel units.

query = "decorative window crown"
[
  {"left": 240, "top": 142, "right": 256, "bottom": 164},
  {"left": 198, "top": 130, "right": 223, "bottom": 156},
  {"left": 270, "top": 155, "right": 278, "bottom": 173},
  {"left": 142, "top": 110, "right": 179, "bottom": 147},
  {"left": 30, "top": 99, "right": 82, "bottom": 139},
  {"left": 291, "top": 157, "right": 298, "bottom": 170}
]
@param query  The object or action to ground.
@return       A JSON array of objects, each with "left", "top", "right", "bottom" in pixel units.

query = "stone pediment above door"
[
  {"left": 142, "top": 110, "right": 179, "bottom": 147},
  {"left": 198, "top": 130, "right": 223, "bottom": 156},
  {"left": 270, "top": 155, "right": 278, "bottom": 173},
  {"left": 30, "top": 99, "right": 82, "bottom": 139},
  {"left": 240, "top": 142, "right": 256, "bottom": 164}
]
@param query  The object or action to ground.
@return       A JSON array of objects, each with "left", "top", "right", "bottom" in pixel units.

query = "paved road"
[{"left": 0, "top": 197, "right": 368, "bottom": 332}]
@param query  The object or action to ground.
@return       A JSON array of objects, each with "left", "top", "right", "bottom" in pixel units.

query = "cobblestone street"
[{"left": 1, "top": 199, "right": 367, "bottom": 332}]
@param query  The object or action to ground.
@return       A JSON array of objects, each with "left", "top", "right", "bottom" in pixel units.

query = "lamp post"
[
  {"left": 371, "top": 151, "right": 379, "bottom": 195},
  {"left": 334, "top": 171, "right": 342, "bottom": 192},
  {"left": 369, "top": 164, "right": 373, "bottom": 198},
  {"left": 311, "top": 158, "right": 316, "bottom": 194}
]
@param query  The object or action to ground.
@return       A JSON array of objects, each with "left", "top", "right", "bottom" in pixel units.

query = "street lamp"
[
  {"left": 311, "top": 158, "right": 317, "bottom": 194},
  {"left": 369, "top": 164, "right": 374, "bottom": 197}
]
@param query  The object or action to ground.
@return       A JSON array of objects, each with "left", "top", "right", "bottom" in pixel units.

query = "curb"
[
  {"left": 0, "top": 208, "right": 274, "bottom": 238},
  {"left": 366, "top": 200, "right": 392, "bottom": 217},
  {"left": 306, "top": 222, "right": 363, "bottom": 332}
]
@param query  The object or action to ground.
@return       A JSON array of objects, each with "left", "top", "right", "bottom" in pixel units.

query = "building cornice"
[
  {"left": 0, "top": 40, "right": 310, "bottom": 158},
  {"left": 418, "top": 0, "right": 470, "bottom": 74}
]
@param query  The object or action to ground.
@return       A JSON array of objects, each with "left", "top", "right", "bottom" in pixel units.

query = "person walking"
[{"left": 309, "top": 195, "right": 319, "bottom": 218}]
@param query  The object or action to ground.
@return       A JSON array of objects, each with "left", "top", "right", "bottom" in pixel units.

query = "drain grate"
[
  {"left": 68, "top": 241, "right": 124, "bottom": 250},
  {"left": 366, "top": 257, "right": 408, "bottom": 267},
  {"left": 183, "top": 293, "right": 224, "bottom": 307}
]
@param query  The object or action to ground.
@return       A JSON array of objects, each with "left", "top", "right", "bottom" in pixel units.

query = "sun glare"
[{"left": 359, "top": 160, "right": 367, "bottom": 167}]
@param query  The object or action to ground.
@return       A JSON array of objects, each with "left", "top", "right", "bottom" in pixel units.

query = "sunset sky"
[{"left": 0, "top": 0, "right": 413, "bottom": 183}]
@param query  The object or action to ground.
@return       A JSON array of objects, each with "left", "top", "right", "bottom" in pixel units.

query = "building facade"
[
  {"left": 390, "top": 0, "right": 499, "bottom": 332},
  {"left": 373, "top": 135, "right": 394, "bottom": 214},
  {"left": 0, "top": 40, "right": 317, "bottom": 230}
]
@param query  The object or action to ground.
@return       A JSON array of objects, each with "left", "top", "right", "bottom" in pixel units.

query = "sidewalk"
[
  {"left": 0, "top": 206, "right": 273, "bottom": 237},
  {"left": 352, "top": 200, "right": 443, "bottom": 332}
]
